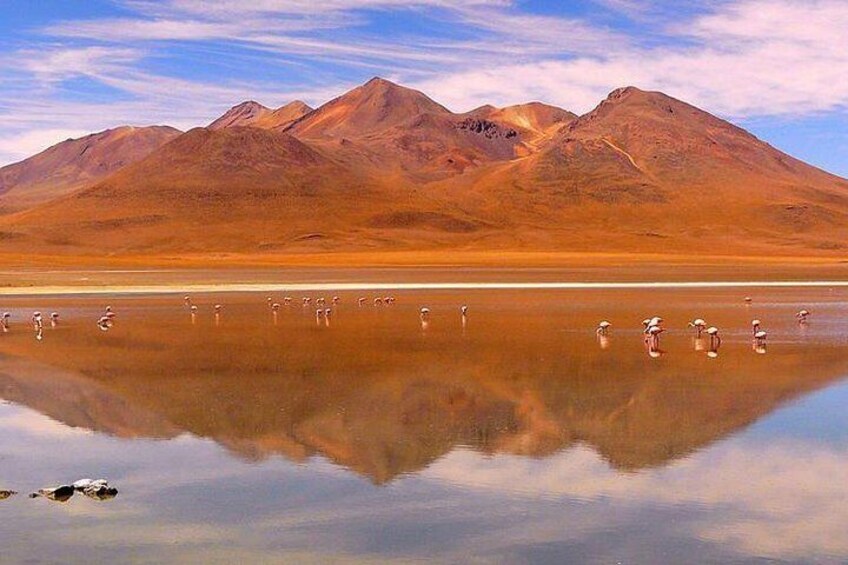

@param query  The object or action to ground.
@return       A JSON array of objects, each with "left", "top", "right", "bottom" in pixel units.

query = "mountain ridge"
[{"left": 0, "top": 78, "right": 845, "bottom": 260}]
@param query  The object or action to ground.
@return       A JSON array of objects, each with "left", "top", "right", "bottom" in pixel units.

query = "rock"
[
  {"left": 72, "top": 478, "right": 108, "bottom": 491},
  {"left": 0, "top": 490, "right": 17, "bottom": 500},
  {"left": 82, "top": 485, "right": 119, "bottom": 500},
  {"left": 30, "top": 485, "right": 75, "bottom": 502}
]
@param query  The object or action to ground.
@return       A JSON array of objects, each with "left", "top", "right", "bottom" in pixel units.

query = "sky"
[{"left": 1, "top": 0, "right": 848, "bottom": 176}]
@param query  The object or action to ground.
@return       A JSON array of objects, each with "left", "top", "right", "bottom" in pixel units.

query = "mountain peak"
[
  {"left": 208, "top": 101, "right": 272, "bottom": 130},
  {"left": 363, "top": 76, "right": 398, "bottom": 88},
  {"left": 290, "top": 77, "right": 450, "bottom": 139}
]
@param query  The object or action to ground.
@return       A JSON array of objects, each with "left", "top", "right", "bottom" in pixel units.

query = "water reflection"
[{"left": 0, "top": 288, "right": 846, "bottom": 562}]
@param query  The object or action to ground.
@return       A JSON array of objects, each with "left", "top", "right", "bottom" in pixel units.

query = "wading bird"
[
  {"left": 706, "top": 326, "right": 721, "bottom": 349},
  {"left": 596, "top": 321, "right": 611, "bottom": 335},
  {"left": 752, "top": 319, "right": 767, "bottom": 346},
  {"left": 97, "top": 316, "right": 112, "bottom": 331},
  {"left": 687, "top": 318, "right": 706, "bottom": 337}
]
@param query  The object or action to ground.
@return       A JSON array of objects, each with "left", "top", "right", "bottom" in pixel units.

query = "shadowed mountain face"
[
  {"left": 1, "top": 78, "right": 847, "bottom": 258},
  {"left": 0, "top": 126, "right": 181, "bottom": 212},
  {"left": 1, "top": 290, "right": 846, "bottom": 483}
]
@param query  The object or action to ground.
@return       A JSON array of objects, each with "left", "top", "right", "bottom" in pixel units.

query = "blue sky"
[{"left": 1, "top": 0, "right": 848, "bottom": 177}]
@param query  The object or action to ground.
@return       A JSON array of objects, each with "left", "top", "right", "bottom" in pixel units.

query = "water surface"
[{"left": 1, "top": 287, "right": 847, "bottom": 563}]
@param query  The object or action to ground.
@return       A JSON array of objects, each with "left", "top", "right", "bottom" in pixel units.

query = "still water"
[{"left": 1, "top": 287, "right": 847, "bottom": 563}]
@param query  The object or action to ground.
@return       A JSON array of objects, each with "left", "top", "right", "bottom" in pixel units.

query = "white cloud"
[
  {"left": 414, "top": 0, "right": 848, "bottom": 116},
  {"left": 424, "top": 440, "right": 848, "bottom": 560}
]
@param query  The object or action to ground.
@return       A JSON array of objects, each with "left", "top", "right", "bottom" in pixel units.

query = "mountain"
[
  {"left": 208, "top": 100, "right": 313, "bottom": 130},
  {"left": 207, "top": 100, "right": 272, "bottom": 129},
  {"left": 289, "top": 77, "right": 451, "bottom": 139},
  {"left": 288, "top": 77, "right": 534, "bottom": 180},
  {"left": 0, "top": 125, "right": 181, "bottom": 212},
  {"left": 467, "top": 101, "right": 576, "bottom": 137},
  {"left": 2, "top": 126, "right": 480, "bottom": 253},
  {"left": 430, "top": 86, "right": 848, "bottom": 254},
  {"left": 1, "top": 79, "right": 846, "bottom": 259}
]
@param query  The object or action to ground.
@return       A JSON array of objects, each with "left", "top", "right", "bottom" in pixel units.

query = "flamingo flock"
[{"left": 0, "top": 294, "right": 817, "bottom": 356}]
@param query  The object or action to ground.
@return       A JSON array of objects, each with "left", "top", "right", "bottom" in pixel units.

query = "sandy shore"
[
  {"left": 1, "top": 250, "right": 847, "bottom": 294},
  {"left": 2, "top": 280, "right": 848, "bottom": 297}
]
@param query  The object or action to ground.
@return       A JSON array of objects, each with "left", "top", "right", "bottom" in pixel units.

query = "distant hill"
[
  {"left": 0, "top": 125, "right": 181, "bottom": 212},
  {"left": 208, "top": 100, "right": 313, "bottom": 130},
  {"left": 1, "top": 78, "right": 846, "bottom": 259}
]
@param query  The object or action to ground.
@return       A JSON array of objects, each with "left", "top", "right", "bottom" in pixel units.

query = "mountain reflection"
[{"left": 1, "top": 293, "right": 846, "bottom": 483}]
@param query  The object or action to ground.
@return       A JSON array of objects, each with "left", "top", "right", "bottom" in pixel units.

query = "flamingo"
[
  {"left": 284, "top": 297, "right": 292, "bottom": 305},
  {"left": 184, "top": 296, "right": 192, "bottom": 306},
  {"left": 744, "top": 297, "right": 753, "bottom": 304},
  {"left": 646, "top": 324, "right": 664, "bottom": 341},
  {"left": 752, "top": 319, "right": 767, "bottom": 346},
  {"left": 420, "top": 307, "right": 430, "bottom": 330},
  {"left": 97, "top": 316, "right": 112, "bottom": 331},
  {"left": 271, "top": 303, "right": 281, "bottom": 311},
  {"left": 31, "top": 311, "right": 43, "bottom": 329},
  {"left": 374, "top": 297, "right": 383, "bottom": 306},
  {"left": 358, "top": 297, "right": 366, "bottom": 307},
  {"left": 332, "top": 296, "right": 340, "bottom": 305},
  {"left": 460, "top": 305, "right": 468, "bottom": 317},
  {"left": 2, "top": 312, "right": 10, "bottom": 332},
  {"left": 706, "top": 326, "right": 721, "bottom": 349},
  {"left": 50, "top": 312, "right": 59, "bottom": 327},
  {"left": 596, "top": 321, "right": 611, "bottom": 335},
  {"left": 687, "top": 318, "right": 706, "bottom": 337},
  {"left": 796, "top": 309, "right": 810, "bottom": 323}
]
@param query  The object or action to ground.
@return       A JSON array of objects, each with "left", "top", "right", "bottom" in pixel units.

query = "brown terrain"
[
  {"left": 0, "top": 77, "right": 846, "bottom": 266},
  {"left": 0, "top": 125, "right": 181, "bottom": 213},
  {"left": 207, "top": 100, "right": 313, "bottom": 130}
]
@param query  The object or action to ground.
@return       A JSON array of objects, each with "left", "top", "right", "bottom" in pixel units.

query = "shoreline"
[{"left": 2, "top": 280, "right": 848, "bottom": 296}]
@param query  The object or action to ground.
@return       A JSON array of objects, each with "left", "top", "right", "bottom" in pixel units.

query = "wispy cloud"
[{"left": 414, "top": 0, "right": 848, "bottom": 116}]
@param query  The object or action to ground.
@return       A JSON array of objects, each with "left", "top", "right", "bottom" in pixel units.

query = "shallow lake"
[{"left": 1, "top": 286, "right": 847, "bottom": 563}]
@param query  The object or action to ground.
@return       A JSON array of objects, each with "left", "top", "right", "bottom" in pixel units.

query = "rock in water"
[
  {"left": 0, "top": 490, "right": 17, "bottom": 500},
  {"left": 30, "top": 485, "right": 75, "bottom": 502},
  {"left": 72, "top": 478, "right": 108, "bottom": 491},
  {"left": 83, "top": 485, "right": 119, "bottom": 500}
]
